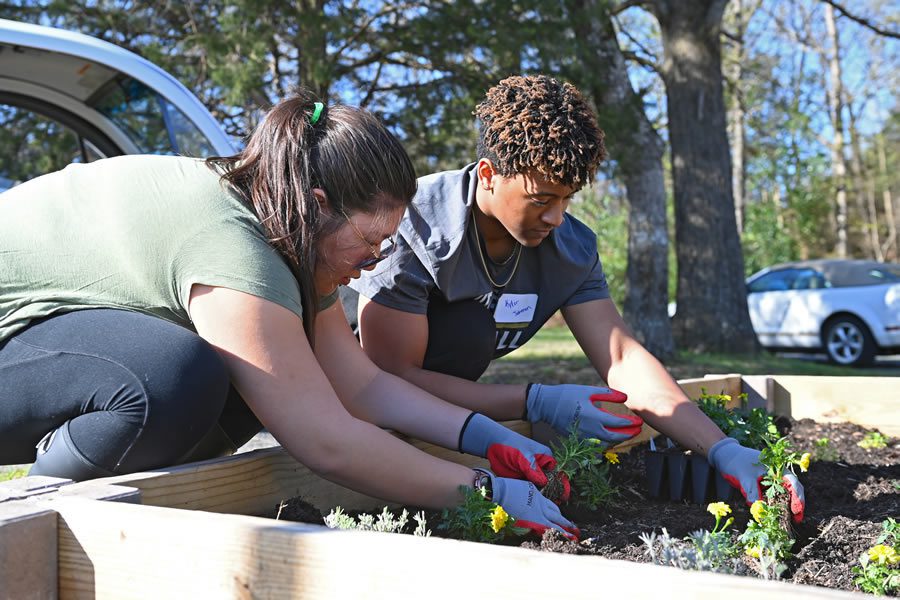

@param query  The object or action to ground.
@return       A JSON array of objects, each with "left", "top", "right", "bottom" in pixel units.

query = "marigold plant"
[
  {"left": 851, "top": 517, "right": 900, "bottom": 594},
  {"left": 490, "top": 505, "right": 509, "bottom": 534},
  {"left": 439, "top": 485, "right": 527, "bottom": 543},
  {"left": 859, "top": 431, "right": 889, "bottom": 450},
  {"left": 737, "top": 437, "right": 806, "bottom": 578},
  {"left": 695, "top": 389, "right": 778, "bottom": 450},
  {"left": 548, "top": 423, "right": 620, "bottom": 510}
]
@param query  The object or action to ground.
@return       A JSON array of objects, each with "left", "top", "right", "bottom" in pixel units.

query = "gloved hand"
[
  {"left": 460, "top": 412, "right": 569, "bottom": 502},
  {"left": 707, "top": 437, "right": 806, "bottom": 523},
  {"left": 525, "top": 383, "right": 643, "bottom": 446},
  {"left": 486, "top": 471, "right": 580, "bottom": 541}
]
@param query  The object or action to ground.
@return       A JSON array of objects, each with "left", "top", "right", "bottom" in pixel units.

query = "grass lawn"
[
  {"left": 480, "top": 324, "right": 900, "bottom": 385},
  {"left": 0, "top": 466, "right": 28, "bottom": 482}
]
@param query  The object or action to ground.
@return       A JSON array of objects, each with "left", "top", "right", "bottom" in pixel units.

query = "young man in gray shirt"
[{"left": 350, "top": 75, "right": 806, "bottom": 521}]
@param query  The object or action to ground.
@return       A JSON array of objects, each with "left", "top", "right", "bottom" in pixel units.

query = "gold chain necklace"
[{"left": 471, "top": 217, "right": 522, "bottom": 289}]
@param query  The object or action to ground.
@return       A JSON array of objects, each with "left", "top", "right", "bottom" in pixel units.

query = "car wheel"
[{"left": 822, "top": 316, "right": 876, "bottom": 367}]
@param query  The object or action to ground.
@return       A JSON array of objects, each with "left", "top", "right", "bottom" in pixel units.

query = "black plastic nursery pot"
[{"left": 646, "top": 438, "right": 733, "bottom": 504}]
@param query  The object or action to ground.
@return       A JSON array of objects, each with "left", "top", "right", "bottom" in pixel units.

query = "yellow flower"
[
  {"left": 587, "top": 438, "right": 604, "bottom": 446},
  {"left": 750, "top": 500, "right": 766, "bottom": 523},
  {"left": 605, "top": 451, "right": 620, "bottom": 464},
  {"left": 707, "top": 502, "right": 731, "bottom": 518},
  {"left": 798, "top": 453, "right": 811, "bottom": 473},
  {"left": 746, "top": 546, "right": 762, "bottom": 559},
  {"left": 490, "top": 505, "right": 509, "bottom": 533},
  {"left": 868, "top": 544, "right": 900, "bottom": 566}
]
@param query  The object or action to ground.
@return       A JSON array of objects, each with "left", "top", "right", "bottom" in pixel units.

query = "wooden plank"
[
  {"left": 0, "top": 475, "right": 72, "bottom": 504},
  {"left": 48, "top": 496, "right": 855, "bottom": 600},
  {"left": 742, "top": 375, "right": 773, "bottom": 411},
  {"left": 611, "top": 374, "right": 744, "bottom": 453},
  {"left": 769, "top": 376, "right": 900, "bottom": 437},
  {"left": 66, "top": 423, "right": 532, "bottom": 515},
  {"left": 0, "top": 499, "right": 58, "bottom": 600}
]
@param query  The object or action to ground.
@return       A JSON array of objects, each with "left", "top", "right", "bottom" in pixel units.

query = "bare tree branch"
[
  {"left": 614, "top": 17, "right": 660, "bottom": 68},
  {"left": 818, "top": 0, "right": 900, "bottom": 39},
  {"left": 621, "top": 50, "right": 659, "bottom": 72},
  {"left": 360, "top": 61, "right": 384, "bottom": 108}
]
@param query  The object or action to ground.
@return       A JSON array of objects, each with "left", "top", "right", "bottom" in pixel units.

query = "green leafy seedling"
[{"left": 859, "top": 431, "right": 889, "bottom": 450}]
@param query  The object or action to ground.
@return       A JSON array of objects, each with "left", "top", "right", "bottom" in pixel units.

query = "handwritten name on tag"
[{"left": 493, "top": 293, "right": 538, "bottom": 326}]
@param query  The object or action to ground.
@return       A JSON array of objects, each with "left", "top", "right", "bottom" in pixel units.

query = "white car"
[
  {"left": 746, "top": 259, "right": 900, "bottom": 366},
  {"left": 0, "top": 18, "right": 234, "bottom": 193}
]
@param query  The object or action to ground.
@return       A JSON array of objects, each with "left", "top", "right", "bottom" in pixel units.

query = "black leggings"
[{"left": 0, "top": 309, "right": 262, "bottom": 480}]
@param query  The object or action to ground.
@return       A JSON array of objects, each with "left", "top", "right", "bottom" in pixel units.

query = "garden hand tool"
[
  {"left": 460, "top": 412, "right": 569, "bottom": 502},
  {"left": 525, "top": 383, "right": 643, "bottom": 446},
  {"left": 707, "top": 437, "right": 806, "bottom": 522},
  {"left": 484, "top": 471, "right": 580, "bottom": 541}
]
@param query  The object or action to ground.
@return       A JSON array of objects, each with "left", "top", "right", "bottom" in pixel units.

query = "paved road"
[{"left": 777, "top": 352, "right": 900, "bottom": 371}]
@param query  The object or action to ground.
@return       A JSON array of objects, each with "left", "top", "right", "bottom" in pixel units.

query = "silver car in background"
[
  {"left": 0, "top": 18, "right": 234, "bottom": 193},
  {"left": 746, "top": 259, "right": 900, "bottom": 366}
]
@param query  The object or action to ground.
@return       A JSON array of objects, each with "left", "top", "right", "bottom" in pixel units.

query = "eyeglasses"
[{"left": 344, "top": 215, "right": 396, "bottom": 270}]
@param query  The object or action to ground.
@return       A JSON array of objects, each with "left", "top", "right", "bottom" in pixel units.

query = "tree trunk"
[
  {"left": 824, "top": 4, "right": 849, "bottom": 258},
  {"left": 648, "top": 0, "right": 757, "bottom": 353},
  {"left": 878, "top": 134, "right": 898, "bottom": 261},
  {"left": 565, "top": 0, "right": 675, "bottom": 358},
  {"left": 848, "top": 105, "right": 882, "bottom": 260},
  {"left": 724, "top": 0, "right": 751, "bottom": 235}
]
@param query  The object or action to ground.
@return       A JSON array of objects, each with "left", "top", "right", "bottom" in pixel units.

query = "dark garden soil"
[{"left": 275, "top": 418, "right": 900, "bottom": 595}]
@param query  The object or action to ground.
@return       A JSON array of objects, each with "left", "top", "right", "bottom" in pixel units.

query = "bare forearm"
[
  {"left": 346, "top": 370, "right": 471, "bottom": 449},
  {"left": 294, "top": 417, "right": 478, "bottom": 509},
  {"left": 607, "top": 345, "right": 726, "bottom": 456},
  {"left": 399, "top": 366, "right": 528, "bottom": 421}
]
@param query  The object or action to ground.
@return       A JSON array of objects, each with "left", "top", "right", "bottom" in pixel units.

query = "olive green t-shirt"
[{"left": 0, "top": 154, "right": 334, "bottom": 343}]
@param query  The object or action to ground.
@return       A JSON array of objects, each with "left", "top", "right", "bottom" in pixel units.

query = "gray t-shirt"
[{"left": 351, "top": 164, "right": 609, "bottom": 357}]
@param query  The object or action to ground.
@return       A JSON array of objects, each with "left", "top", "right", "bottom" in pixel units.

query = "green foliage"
[
  {"left": 859, "top": 431, "right": 889, "bottom": 450},
  {"left": 324, "top": 506, "right": 430, "bottom": 537},
  {"left": 695, "top": 389, "right": 778, "bottom": 450},
  {"left": 568, "top": 191, "right": 630, "bottom": 309},
  {"left": 852, "top": 519, "right": 900, "bottom": 596},
  {"left": 758, "top": 436, "right": 807, "bottom": 501},
  {"left": 811, "top": 437, "right": 840, "bottom": 463},
  {"left": 877, "top": 518, "right": 900, "bottom": 547},
  {"left": 0, "top": 467, "right": 28, "bottom": 482},
  {"left": 549, "top": 424, "right": 620, "bottom": 510},
  {"left": 741, "top": 200, "right": 800, "bottom": 276},
  {"left": 736, "top": 436, "right": 811, "bottom": 576},
  {"left": 439, "top": 486, "right": 527, "bottom": 543},
  {"left": 744, "top": 408, "right": 781, "bottom": 450}
]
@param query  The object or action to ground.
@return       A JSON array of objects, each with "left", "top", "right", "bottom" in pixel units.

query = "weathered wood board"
[{"left": 47, "top": 496, "right": 857, "bottom": 600}]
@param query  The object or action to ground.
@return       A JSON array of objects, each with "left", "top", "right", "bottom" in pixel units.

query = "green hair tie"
[{"left": 310, "top": 102, "right": 324, "bottom": 125}]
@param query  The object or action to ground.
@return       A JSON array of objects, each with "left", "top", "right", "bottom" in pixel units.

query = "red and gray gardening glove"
[
  {"left": 525, "top": 383, "right": 643, "bottom": 447},
  {"left": 486, "top": 470, "right": 580, "bottom": 541},
  {"left": 460, "top": 412, "right": 570, "bottom": 502},
  {"left": 707, "top": 437, "right": 806, "bottom": 523}
]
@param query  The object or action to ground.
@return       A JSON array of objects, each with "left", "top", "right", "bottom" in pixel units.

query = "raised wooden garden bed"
[{"left": 1, "top": 374, "right": 894, "bottom": 599}]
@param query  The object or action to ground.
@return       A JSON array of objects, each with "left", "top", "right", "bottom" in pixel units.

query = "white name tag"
[{"left": 493, "top": 293, "right": 538, "bottom": 326}]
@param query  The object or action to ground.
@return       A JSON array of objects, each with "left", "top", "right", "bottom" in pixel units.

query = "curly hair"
[{"left": 474, "top": 75, "right": 606, "bottom": 189}]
